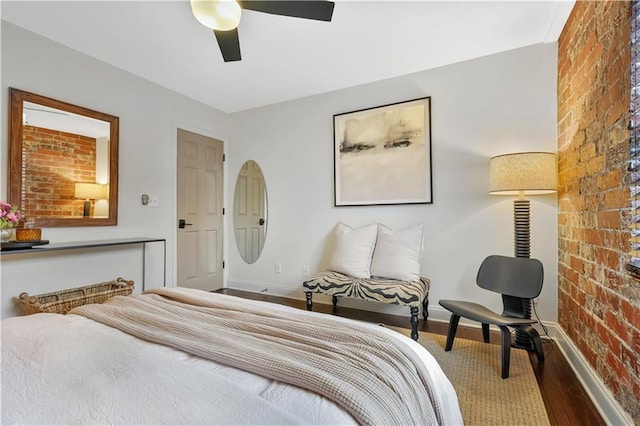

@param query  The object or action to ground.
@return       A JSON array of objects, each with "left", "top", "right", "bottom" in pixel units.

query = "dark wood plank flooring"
[{"left": 220, "top": 288, "right": 605, "bottom": 426}]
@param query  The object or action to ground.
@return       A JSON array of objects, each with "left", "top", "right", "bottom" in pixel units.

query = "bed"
[{"left": 1, "top": 287, "right": 462, "bottom": 425}]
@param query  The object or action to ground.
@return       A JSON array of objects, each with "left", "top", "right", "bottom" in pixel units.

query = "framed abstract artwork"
[{"left": 333, "top": 97, "right": 432, "bottom": 206}]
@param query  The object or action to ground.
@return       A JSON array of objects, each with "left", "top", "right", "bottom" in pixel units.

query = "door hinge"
[
  {"left": 223, "top": 261, "right": 225, "bottom": 269},
  {"left": 222, "top": 207, "right": 225, "bottom": 215},
  {"left": 223, "top": 154, "right": 226, "bottom": 162}
]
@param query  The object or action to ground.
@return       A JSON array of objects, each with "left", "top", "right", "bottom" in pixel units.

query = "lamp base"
[
  {"left": 83, "top": 200, "right": 90, "bottom": 217},
  {"left": 513, "top": 298, "right": 536, "bottom": 351},
  {"left": 513, "top": 198, "right": 536, "bottom": 351},
  {"left": 514, "top": 199, "right": 530, "bottom": 258}
]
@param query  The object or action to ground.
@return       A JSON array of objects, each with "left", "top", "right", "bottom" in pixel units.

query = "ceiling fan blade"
[
  {"left": 214, "top": 28, "right": 242, "bottom": 62},
  {"left": 241, "top": 1, "right": 334, "bottom": 22}
]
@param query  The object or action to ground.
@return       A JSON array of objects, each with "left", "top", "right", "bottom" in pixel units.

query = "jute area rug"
[{"left": 390, "top": 327, "right": 550, "bottom": 426}]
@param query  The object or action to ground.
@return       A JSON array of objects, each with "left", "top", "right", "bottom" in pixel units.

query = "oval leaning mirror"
[{"left": 233, "top": 160, "right": 268, "bottom": 264}]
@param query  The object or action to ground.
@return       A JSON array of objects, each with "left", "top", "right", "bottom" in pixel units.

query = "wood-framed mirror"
[{"left": 8, "top": 88, "right": 119, "bottom": 227}]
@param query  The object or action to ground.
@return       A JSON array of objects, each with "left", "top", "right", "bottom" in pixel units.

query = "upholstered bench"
[{"left": 303, "top": 270, "right": 430, "bottom": 340}]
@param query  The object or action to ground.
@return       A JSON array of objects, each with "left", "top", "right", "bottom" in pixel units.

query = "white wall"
[
  {"left": 0, "top": 22, "right": 230, "bottom": 318},
  {"left": 0, "top": 20, "right": 559, "bottom": 324},
  {"left": 227, "top": 43, "right": 559, "bottom": 323}
]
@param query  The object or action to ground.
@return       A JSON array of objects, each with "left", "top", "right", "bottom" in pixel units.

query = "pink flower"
[
  {"left": 0, "top": 201, "right": 22, "bottom": 228},
  {"left": 6, "top": 212, "right": 19, "bottom": 223}
]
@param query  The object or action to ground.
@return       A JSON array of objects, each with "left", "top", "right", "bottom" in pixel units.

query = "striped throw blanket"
[{"left": 71, "top": 288, "right": 444, "bottom": 425}]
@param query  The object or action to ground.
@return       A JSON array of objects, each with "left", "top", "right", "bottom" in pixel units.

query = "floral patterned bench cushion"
[{"left": 303, "top": 270, "right": 430, "bottom": 308}]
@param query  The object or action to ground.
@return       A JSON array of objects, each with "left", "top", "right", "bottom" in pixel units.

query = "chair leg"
[
  {"left": 444, "top": 314, "right": 460, "bottom": 351},
  {"left": 499, "top": 326, "right": 512, "bottom": 379},
  {"left": 305, "top": 292, "right": 313, "bottom": 311},
  {"left": 482, "top": 323, "right": 490, "bottom": 343},
  {"left": 410, "top": 306, "right": 419, "bottom": 341},
  {"left": 423, "top": 297, "right": 429, "bottom": 322},
  {"left": 332, "top": 295, "right": 338, "bottom": 308}
]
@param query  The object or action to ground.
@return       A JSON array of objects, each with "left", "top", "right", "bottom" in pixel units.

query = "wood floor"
[{"left": 220, "top": 288, "right": 605, "bottom": 426}]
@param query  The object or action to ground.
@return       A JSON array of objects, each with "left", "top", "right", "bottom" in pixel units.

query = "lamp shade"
[
  {"left": 190, "top": 0, "right": 242, "bottom": 31},
  {"left": 488, "top": 152, "right": 557, "bottom": 195},
  {"left": 75, "top": 183, "right": 108, "bottom": 200}
]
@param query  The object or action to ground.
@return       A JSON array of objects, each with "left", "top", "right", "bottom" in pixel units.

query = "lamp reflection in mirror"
[
  {"left": 488, "top": 151, "right": 557, "bottom": 349},
  {"left": 74, "top": 183, "right": 108, "bottom": 218}
]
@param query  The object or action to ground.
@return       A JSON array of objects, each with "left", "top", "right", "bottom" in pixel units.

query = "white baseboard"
[
  {"left": 550, "top": 325, "right": 633, "bottom": 425},
  {"left": 227, "top": 280, "right": 632, "bottom": 425},
  {"left": 227, "top": 278, "right": 321, "bottom": 301}
]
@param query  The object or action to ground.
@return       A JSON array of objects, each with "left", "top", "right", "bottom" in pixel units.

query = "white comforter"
[{"left": 1, "top": 292, "right": 462, "bottom": 425}]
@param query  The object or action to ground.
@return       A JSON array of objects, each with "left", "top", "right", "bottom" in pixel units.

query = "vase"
[{"left": 0, "top": 228, "right": 14, "bottom": 243}]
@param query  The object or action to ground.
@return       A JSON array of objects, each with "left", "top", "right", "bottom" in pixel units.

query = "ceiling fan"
[{"left": 190, "top": 0, "right": 335, "bottom": 62}]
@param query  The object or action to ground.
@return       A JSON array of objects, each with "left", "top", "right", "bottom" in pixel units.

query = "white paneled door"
[{"left": 177, "top": 129, "right": 223, "bottom": 291}]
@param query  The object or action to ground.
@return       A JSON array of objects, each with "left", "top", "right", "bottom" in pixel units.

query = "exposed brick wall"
[
  {"left": 557, "top": 1, "right": 639, "bottom": 421},
  {"left": 22, "top": 125, "right": 96, "bottom": 218}
]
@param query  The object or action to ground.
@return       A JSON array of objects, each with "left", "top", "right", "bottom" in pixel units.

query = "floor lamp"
[{"left": 488, "top": 152, "right": 557, "bottom": 350}]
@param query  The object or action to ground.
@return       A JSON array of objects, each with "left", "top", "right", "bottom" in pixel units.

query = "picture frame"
[{"left": 333, "top": 97, "right": 432, "bottom": 206}]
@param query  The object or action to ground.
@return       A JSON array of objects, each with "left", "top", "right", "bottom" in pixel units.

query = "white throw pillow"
[
  {"left": 327, "top": 222, "right": 378, "bottom": 278},
  {"left": 370, "top": 223, "right": 424, "bottom": 281}
]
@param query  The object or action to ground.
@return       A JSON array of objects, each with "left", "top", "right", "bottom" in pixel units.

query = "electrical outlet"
[
  {"left": 302, "top": 265, "right": 310, "bottom": 276},
  {"left": 275, "top": 262, "right": 282, "bottom": 274}
]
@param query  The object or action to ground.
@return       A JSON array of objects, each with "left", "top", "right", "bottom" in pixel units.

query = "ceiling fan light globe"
[{"left": 190, "top": 0, "right": 242, "bottom": 31}]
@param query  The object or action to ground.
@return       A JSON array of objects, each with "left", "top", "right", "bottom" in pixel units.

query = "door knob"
[
  {"left": 178, "top": 219, "right": 193, "bottom": 229},
  {"left": 259, "top": 218, "right": 265, "bottom": 226}
]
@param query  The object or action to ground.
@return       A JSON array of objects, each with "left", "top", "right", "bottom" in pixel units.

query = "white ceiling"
[{"left": 1, "top": 1, "right": 574, "bottom": 113}]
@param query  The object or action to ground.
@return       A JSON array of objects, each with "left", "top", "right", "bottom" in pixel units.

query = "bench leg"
[
  {"left": 422, "top": 296, "right": 429, "bottom": 322},
  {"left": 444, "top": 314, "right": 460, "bottom": 351},
  {"left": 305, "top": 292, "right": 313, "bottom": 311},
  {"left": 410, "top": 306, "right": 419, "bottom": 341}
]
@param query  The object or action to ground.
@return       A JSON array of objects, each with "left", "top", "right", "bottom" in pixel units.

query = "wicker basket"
[{"left": 18, "top": 277, "right": 134, "bottom": 315}]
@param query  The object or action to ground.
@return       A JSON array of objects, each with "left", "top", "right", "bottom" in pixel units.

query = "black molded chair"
[{"left": 439, "top": 255, "right": 545, "bottom": 379}]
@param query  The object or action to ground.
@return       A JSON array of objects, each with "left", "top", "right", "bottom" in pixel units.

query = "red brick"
[
  {"left": 604, "top": 310, "right": 627, "bottom": 343},
  {"left": 584, "top": 229, "right": 603, "bottom": 245},
  {"left": 596, "top": 211, "right": 620, "bottom": 229},
  {"left": 570, "top": 256, "right": 585, "bottom": 274},
  {"left": 622, "top": 342, "right": 640, "bottom": 377},
  {"left": 595, "top": 247, "right": 620, "bottom": 270},
  {"left": 604, "top": 269, "right": 623, "bottom": 290},
  {"left": 596, "top": 315, "right": 620, "bottom": 354},
  {"left": 603, "top": 188, "right": 628, "bottom": 210},
  {"left": 606, "top": 352, "right": 630, "bottom": 385},
  {"left": 598, "top": 169, "right": 622, "bottom": 190},
  {"left": 634, "top": 381, "right": 640, "bottom": 405},
  {"left": 621, "top": 300, "right": 640, "bottom": 330}
]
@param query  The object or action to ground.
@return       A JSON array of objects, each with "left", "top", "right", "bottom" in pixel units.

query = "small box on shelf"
[{"left": 15, "top": 227, "right": 42, "bottom": 242}]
